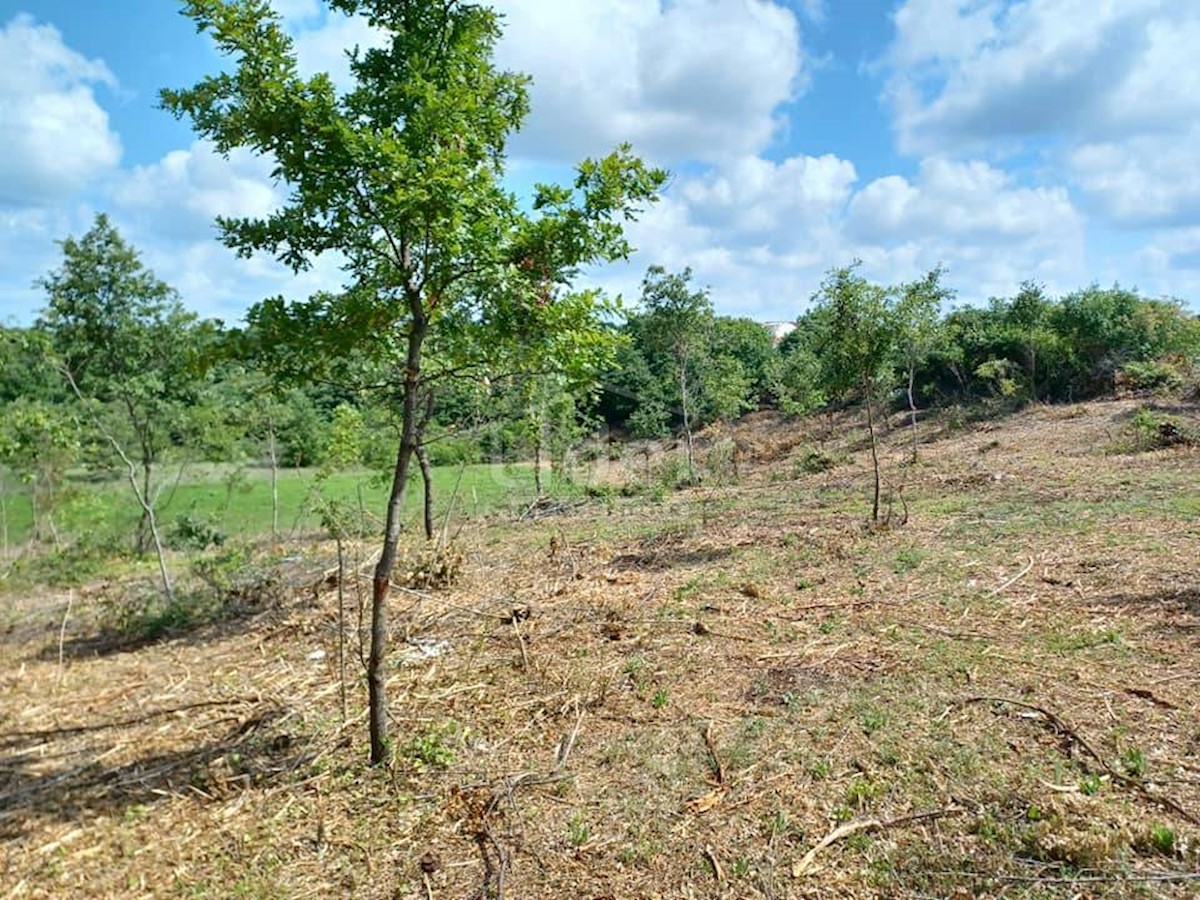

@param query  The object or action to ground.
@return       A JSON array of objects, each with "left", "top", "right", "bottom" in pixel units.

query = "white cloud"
[
  {"left": 291, "top": 9, "right": 384, "bottom": 86},
  {"left": 107, "top": 140, "right": 349, "bottom": 319},
  {"left": 680, "top": 154, "right": 857, "bottom": 239},
  {"left": 0, "top": 14, "right": 122, "bottom": 208},
  {"left": 883, "top": 0, "right": 1200, "bottom": 248},
  {"left": 885, "top": 0, "right": 1179, "bottom": 152},
  {"left": 605, "top": 152, "right": 1087, "bottom": 319},
  {"left": 113, "top": 141, "right": 283, "bottom": 242},
  {"left": 282, "top": 1, "right": 805, "bottom": 163},
  {"left": 1070, "top": 129, "right": 1200, "bottom": 227},
  {"left": 847, "top": 157, "right": 1080, "bottom": 245},
  {"left": 272, "top": 0, "right": 321, "bottom": 23},
  {"left": 0, "top": 206, "right": 99, "bottom": 320},
  {"left": 492, "top": 0, "right": 804, "bottom": 164}
]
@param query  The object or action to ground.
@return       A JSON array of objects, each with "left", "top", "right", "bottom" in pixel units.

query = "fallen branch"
[
  {"left": 988, "top": 557, "right": 1033, "bottom": 597},
  {"left": 964, "top": 696, "right": 1199, "bottom": 825},
  {"left": 793, "top": 807, "right": 961, "bottom": 877}
]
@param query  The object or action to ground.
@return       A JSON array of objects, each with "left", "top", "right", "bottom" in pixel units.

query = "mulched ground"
[{"left": 2, "top": 398, "right": 1199, "bottom": 899}]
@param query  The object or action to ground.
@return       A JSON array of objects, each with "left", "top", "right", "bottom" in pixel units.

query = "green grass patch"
[{"left": 0, "top": 462, "right": 550, "bottom": 549}]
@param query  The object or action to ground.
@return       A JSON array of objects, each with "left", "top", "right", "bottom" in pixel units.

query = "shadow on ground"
[{"left": 0, "top": 705, "right": 303, "bottom": 840}]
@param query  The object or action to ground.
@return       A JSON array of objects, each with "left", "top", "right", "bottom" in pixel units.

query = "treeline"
[
  {"left": 604, "top": 264, "right": 1200, "bottom": 438},
  {"left": 2, "top": 217, "right": 1199, "bottom": 551}
]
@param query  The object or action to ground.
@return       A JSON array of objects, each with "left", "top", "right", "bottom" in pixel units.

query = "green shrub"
[
  {"left": 1120, "top": 359, "right": 1186, "bottom": 392},
  {"left": 1127, "top": 407, "right": 1198, "bottom": 451},
  {"left": 703, "top": 437, "right": 738, "bottom": 484},
  {"left": 795, "top": 448, "right": 836, "bottom": 475},
  {"left": 425, "top": 436, "right": 483, "bottom": 467},
  {"left": 167, "top": 511, "right": 226, "bottom": 551},
  {"left": 650, "top": 455, "right": 691, "bottom": 490}
]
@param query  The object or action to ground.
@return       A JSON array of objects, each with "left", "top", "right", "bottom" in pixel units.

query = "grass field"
[
  {"left": 0, "top": 461, "right": 551, "bottom": 551},
  {"left": 2, "top": 398, "right": 1199, "bottom": 898}
]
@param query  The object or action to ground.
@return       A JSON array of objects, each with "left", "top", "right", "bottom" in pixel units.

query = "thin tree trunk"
[
  {"left": 907, "top": 363, "right": 919, "bottom": 463},
  {"left": 0, "top": 469, "right": 8, "bottom": 561},
  {"left": 417, "top": 446, "right": 434, "bottom": 542},
  {"left": 63, "top": 370, "right": 174, "bottom": 597},
  {"left": 30, "top": 477, "right": 40, "bottom": 545},
  {"left": 368, "top": 309, "right": 426, "bottom": 765},
  {"left": 337, "top": 535, "right": 347, "bottom": 724},
  {"left": 416, "top": 390, "right": 435, "bottom": 542},
  {"left": 533, "top": 422, "right": 544, "bottom": 497},
  {"left": 679, "top": 364, "right": 696, "bottom": 485},
  {"left": 864, "top": 381, "right": 882, "bottom": 524},
  {"left": 267, "top": 417, "right": 279, "bottom": 545},
  {"left": 137, "top": 457, "right": 153, "bottom": 556}
]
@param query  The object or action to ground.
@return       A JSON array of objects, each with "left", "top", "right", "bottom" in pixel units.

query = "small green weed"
[
  {"left": 1121, "top": 747, "right": 1147, "bottom": 778},
  {"left": 567, "top": 811, "right": 590, "bottom": 847},
  {"left": 1149, "top": 824, "right": 1176, "bottom": 856},
  {"left": 403, "top": 722, "right": 460, "bottom": 769},
  {"left": 893, "top": 548, "right": 924, "bottom": 574}
]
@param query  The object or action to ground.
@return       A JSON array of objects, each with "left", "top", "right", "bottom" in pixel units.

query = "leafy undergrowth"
[{"left": 2, "top": 399, "right": 1199, "bottom": 898}]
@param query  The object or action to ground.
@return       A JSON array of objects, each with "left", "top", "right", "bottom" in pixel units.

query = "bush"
[
  {"left": 703, "top": 437, "right": 738, "bottom": 484},
  {"left": 650, "top": 454, "right": 691, "bottom": 490},
  {"left": 1126, "top": 407, "right": 1198, "bottom": 451},
  {"left": 1120, "top": 360, "right": 1186, "bottom": 393},
  {"left": 796, "top": 448, "right": 837, "bottom": 475},
  {"left": 424, "top": 435, "right": 483, "bottom": 468},
  {"left": 167, "top": 511, "right": 226, "bottom": 551}
]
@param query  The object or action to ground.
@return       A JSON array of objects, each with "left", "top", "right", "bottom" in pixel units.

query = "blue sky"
[{"left": 2, "top": 0, "right": 1198, "bottom": 326}]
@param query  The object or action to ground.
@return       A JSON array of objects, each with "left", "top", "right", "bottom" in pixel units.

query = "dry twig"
[
  {"left": 793, "top": 807, "right": 961, "bottom": 877},
  {"left": 964, "top": 696, "right": 1199, "bottom": 825}
]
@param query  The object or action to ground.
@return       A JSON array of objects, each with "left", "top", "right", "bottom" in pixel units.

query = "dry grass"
[{"left": 3, "top": 398, "right": 1200, "bottom": 898}]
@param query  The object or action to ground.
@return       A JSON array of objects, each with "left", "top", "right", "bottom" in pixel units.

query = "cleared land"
[{"left": 2, "top": 399, "right": 1199, "bottom": 898}]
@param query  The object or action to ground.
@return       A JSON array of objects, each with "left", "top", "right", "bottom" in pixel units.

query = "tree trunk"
[
  {"left": 416, "top": 390, "right": 436, "bottom": 542},
  {"left": 135, "top": 458, "right": 155, "bottom": 556},
  {"left": 864, "top": 381, "right": 882, "bottom": 524},
  {"left": 336, "top": 535, "right": 347, "bottom": 724},
  {"left": 368, "top": 310, "right": 426, "bottom": 765},
  {"left": 533, "top": 421, "right": 544, "bottom": 497},
  {"left": 417, "top": 446, "right": 434, "bottom": 542},
  {"left": 679, "top": 364, "right": 696, "bottom": 485},
  {"left": 907, "top": 363, "right": 919, "bottom": 463},
  {"left": 0, "top": 469, "right": 9, "bottom": 561},
  {"left": 267, "top": 417, "right": 279, "bottom": 545},
  {"left": 30, "top": 477, "right": 40, "bottom": 544}
]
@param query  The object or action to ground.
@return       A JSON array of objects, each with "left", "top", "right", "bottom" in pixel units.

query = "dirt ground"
[{"left": 2, "top": 399, "right": 1199, "bottom": 898}]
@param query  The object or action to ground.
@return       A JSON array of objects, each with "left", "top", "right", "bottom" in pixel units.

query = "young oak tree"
[
  {"left": 894, "top": 266, "right": 952, "bottom": 462},
  {"left": 164, "top": 0, "right": 665, "bottom": 764},
  {"left": 635, "top": 266, "right": 715, "bottom": 485},
  {"left": 38, "top": 215, "right": 204, "bottom": 592},
  {"left": 812, "top": 264, "right": 896, "bottom": 525}
]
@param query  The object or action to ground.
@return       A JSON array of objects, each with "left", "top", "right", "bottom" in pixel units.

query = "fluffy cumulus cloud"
[
  {"left": 113, "top": 141, "right": 284, "bottom": 242},
  {"left": 490, "top": 0, "right": 804, "bottom": 164},
  {"left": 606, "top": 153, "right": 1085, "bottom": 318},
  {"left": 0, "top": 15, "right": 122, "bottom": 208},
  {"left": 1070, "top": 128, "right": 1200, "bottom": 228},
  {"left": 107, "top": 141, "right": 350, "bottom": 321},
  {"left": 884, "top": 0, "right": 1200, "bottom": 231}
]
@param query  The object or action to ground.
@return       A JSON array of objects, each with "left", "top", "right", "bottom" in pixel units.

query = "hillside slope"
[{"left": 2, "top": 399, "right": 1199, "bottom": 898}]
